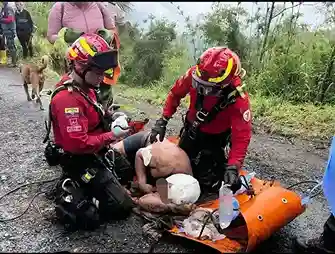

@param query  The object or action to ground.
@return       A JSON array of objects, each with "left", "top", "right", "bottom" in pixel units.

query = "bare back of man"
[
  {"left": 147, "top": 139, "right": 192, "bottom": 178},
  {"left": 112, "top": 131, "right": 192, "bottom": 194}
]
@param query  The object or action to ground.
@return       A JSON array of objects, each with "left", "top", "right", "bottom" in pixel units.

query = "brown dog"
[{"left": 20, "top": 55, "right": 49, "bottom": 110}]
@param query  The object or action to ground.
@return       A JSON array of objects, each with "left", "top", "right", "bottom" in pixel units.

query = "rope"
[{"left": 0, "top": 177, "right": 60, "bottom": 222}]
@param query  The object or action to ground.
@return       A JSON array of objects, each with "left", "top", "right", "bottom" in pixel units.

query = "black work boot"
[{"left": 294, "top": 215, "right": 335, "bottom": 253}]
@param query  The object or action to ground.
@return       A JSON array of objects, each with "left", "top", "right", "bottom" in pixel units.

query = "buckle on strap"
[
  {"left": 105, "top": 149, "right": 115, "bottom": 163},
  {"left": 196, "top": 111, "right": 208, "bottom": 122},
  {"left": 188, "top": 120, "right": 200, "bottom": 140}
]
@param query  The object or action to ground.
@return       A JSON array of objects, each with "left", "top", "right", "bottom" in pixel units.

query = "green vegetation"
[{"left": 24, "top": 2, "right": 335, "bottom": 140}]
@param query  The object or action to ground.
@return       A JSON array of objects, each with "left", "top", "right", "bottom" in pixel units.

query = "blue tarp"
[{"left": 323, "top": 136, "right": 335, "bottom": 216}]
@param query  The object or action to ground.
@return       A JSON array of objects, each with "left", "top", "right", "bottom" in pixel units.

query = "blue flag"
[{"left": 323, "top": 136, "right": 335, "bottom": 216}]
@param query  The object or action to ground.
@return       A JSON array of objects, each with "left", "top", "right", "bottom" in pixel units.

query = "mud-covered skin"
[{"left": 0, "top": 67, "right": 331, "bottom": 253}]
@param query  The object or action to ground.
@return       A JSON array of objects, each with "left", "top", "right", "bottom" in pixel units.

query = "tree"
[
  {"left": 200, "top": 3, "right": 248, "bottom": 60},
  {"left": 114, "top": 2, "right": 133, "bottom": 12}
]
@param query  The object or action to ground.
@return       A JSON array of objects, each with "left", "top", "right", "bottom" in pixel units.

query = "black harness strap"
[
  {"left": 43, "top": 80, "right": 109, "bottom": 144},
  {"left": 187, "top": 89, "right": 238, "bottom": 140}
]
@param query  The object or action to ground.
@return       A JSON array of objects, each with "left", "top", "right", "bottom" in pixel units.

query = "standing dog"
[{"left": 20, "top": 55, "right": 48, "bottom": 110}]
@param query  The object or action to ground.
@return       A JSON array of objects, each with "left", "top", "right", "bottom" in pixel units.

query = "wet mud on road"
[{"left": 0, "top": 67, "right": 331, "bottom": 253}]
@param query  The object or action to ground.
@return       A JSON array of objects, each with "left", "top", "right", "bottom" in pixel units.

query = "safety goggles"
[{"left": 191, "top": 71, "right": 229, "bottom": 97}]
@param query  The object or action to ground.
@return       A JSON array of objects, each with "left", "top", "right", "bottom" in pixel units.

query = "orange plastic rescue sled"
[{"left": 167, "top": 136, "right": 306, "bottom": 253}]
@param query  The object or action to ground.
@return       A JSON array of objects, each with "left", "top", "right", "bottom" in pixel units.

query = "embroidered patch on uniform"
[
  {"left": 67, "top": 125, "right": 82, "bottom": 133},
  {"left": 65, "top": 107, "right": 80, "bottom": 118},
  {"left": 65, "top": 107, "right": 79, "bottom": 114},
  {"left": 243, "top": 109, "right": 251, "bottom": 122},
  {"left": 69, "top": 118, "right": 79, "bottom": 126}
]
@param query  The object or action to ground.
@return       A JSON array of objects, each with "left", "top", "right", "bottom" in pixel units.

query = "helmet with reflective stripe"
[
  {"left": 66, "top": 33, "right": 118, "bottom": 74},
  {"left": 191, "top": 47, "right": 244, "bottom": 97}
]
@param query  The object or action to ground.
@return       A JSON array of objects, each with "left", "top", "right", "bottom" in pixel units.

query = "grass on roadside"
[{"left": 118, "top": 84, "right": 335, "bottom": 140}]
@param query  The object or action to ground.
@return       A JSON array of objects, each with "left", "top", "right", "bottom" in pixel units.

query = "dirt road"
[{"left": 0, "top": 67, "right": 331, "bottom": 253}]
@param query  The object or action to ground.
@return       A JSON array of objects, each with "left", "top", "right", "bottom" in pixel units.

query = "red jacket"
[
  {"left": 162, "top": 66, "right": 252, "bottom": 168},
  {"left": 51, "top": 75, "right": 116, "bottom": 154}
]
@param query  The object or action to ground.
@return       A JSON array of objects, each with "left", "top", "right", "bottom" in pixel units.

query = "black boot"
[{"left": 294, "top": 215, "right": 335, "bottom": 253}]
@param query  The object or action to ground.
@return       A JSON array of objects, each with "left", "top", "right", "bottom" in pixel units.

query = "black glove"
[
  {"left": 223, "top": 164, "right": 242, "bottom": 194},
  {"left": 150, "top": 117, "right": 168, "bottom": 143}
]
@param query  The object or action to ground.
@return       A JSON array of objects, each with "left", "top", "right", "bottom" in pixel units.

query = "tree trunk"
[
  {"left": 319, "top": 42, "right": 335, "bottom": 103},
  {"left": 259, "top": 2, "right": 275, "bottom": 62}
]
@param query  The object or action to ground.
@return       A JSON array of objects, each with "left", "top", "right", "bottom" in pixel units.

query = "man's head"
[
  {"left": 66, "top": 33, "right": 118, "bottom": 88},
  {"left": 192, "top": 47, "right": 245, "bottom": 97},
  {"left": 15, "top": 2, "right": 24, "bottom": 12}
]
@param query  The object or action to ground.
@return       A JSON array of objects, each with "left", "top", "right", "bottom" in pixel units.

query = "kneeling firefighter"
[
  {"left": 43, "top": 33, "right": 134, "bottom": 230},
  {"left": 150, "top": 47, "right": 252, "bottom": 194}
]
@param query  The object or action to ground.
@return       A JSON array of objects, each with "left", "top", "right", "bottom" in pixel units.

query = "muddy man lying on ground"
[{"left": 112, "top": 131, "right": 193, "bottom": 194}]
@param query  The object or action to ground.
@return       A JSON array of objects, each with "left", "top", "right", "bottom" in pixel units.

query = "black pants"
[
  {"left": 322, "top": 214, "right": 335, "bottom": 249},
  {"left": 60, "top": 152, "right": 134, "bottom": 220},
  {"left": 17, "top": 31, "right": 33, "bottom": 58},
  {"left": 0, "top": 34, "right": 5, "bottom": 50},
  {"left": 178, "top": 119, "right": 231, "bottom": 190}
]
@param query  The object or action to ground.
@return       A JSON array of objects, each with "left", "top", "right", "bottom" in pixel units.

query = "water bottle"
[
  {"left": 232, "top": 197, "right": 240, "bottom": 220},
  {"left": 111, "top": 115, "right": 129, "bottom": 136},
  {"left": 219, "top": 181, "right": 234, "bottom": 229}
]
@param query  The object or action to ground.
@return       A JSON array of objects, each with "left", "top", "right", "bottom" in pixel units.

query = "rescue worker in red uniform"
[
  {"left": 49, "top": 33, "right": 134, "bottom": 222},
  {"left": 150, "top": 47, "right": 252, "bottom": 193}
]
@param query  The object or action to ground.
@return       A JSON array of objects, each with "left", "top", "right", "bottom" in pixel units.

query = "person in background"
[
  {"left": 0, "top": 2, "right": 17, "bottom": 67},
  {"left": 15, "top": 2, "right": 34, "bottom": 59},
  {"left": 103, "top": 2, "right": 126, "bottom": 28},
  {"left": 47, "top": 2, "right": 119, "bottom": 109},
  {"left": 0, "top": 25, "right": 6, "bottom": 65}
]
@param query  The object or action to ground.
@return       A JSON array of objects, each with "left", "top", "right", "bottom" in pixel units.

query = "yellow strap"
[
  {"left": 79, "top": 38, "right": 95, "bottom": 56},
  {"left": 68, "top": 48, "right": 78, "bottom": 58},
  {"left": 236, "top": 83, "right": 246, "bottom": 98},
  {"left": 196, "top": 65, "right": 201, "bottom": 77},
  {"left": 105, "top": 68, "right": 114, "bottom": 76}
]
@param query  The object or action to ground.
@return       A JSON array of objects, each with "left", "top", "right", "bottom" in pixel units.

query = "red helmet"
[
  {"left": 66, "top": 33, "right": 118, "bottom": 73},
  {"left": 192, "top": 47, "right": 243, "bottom": 96}
]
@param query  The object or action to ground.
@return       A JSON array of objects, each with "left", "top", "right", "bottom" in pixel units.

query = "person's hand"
[
  {"left": 112, "top": 126, "right": 130, "bottom": 139},
  {"left": 63, "top": 27, "right": 84, "bottom": 44},
  {"left": 111, "top": 111, "right": 129, "bottom": 122},
  {"left": 223, "top": 164, "right": 242, "bottom": 193},
  {"left": 138, "top": 183, "right": 155, "bottom": 194},
  {"left": 150, "top": 117, "right": 168, "bottom": 143}
]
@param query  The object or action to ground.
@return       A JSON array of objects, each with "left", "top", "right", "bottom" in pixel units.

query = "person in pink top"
[
  {"left": 47, "top": 2, "right": 117, "bottom": 44},
  {"left": 47, "top": 2, "right": 119, "bottom": 109}
]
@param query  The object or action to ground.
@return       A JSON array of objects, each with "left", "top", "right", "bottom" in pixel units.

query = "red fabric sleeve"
[
  {"left": 52, "top": 94, "right": 116, "bottom": 154},
  {"left": 162, "top": 67, "right": 194, "bottom": 118},
  {"left": 228, "top": 95, "right": 252, "bottom": 168},
  {"left": 2, "top": 15, "right": 14, "bottom": 24}
]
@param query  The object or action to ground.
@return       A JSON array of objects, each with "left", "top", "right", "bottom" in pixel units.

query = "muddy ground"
[{"left": 0, "top": 67, "right": 332, "bottom": 253}]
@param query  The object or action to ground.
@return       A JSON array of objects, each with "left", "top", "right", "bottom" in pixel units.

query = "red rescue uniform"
[
  {"left": 162, "top": 66, "right": 252, "bottom": 168},
  {"left": 51, "top": 74, "right": 116, "bottom": 154}
]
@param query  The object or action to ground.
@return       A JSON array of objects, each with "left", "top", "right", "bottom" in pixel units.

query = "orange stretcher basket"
[{"left": 166, "top": 136, "right": 306, "bottom": 253}]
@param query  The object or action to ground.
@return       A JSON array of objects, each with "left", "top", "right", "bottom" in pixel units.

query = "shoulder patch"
[
  {"left": 65, "top": 107, "right": 79, "bottom": 114},
  {"left": 243, "top": 109, "right": 251, "bottom": 122}
]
